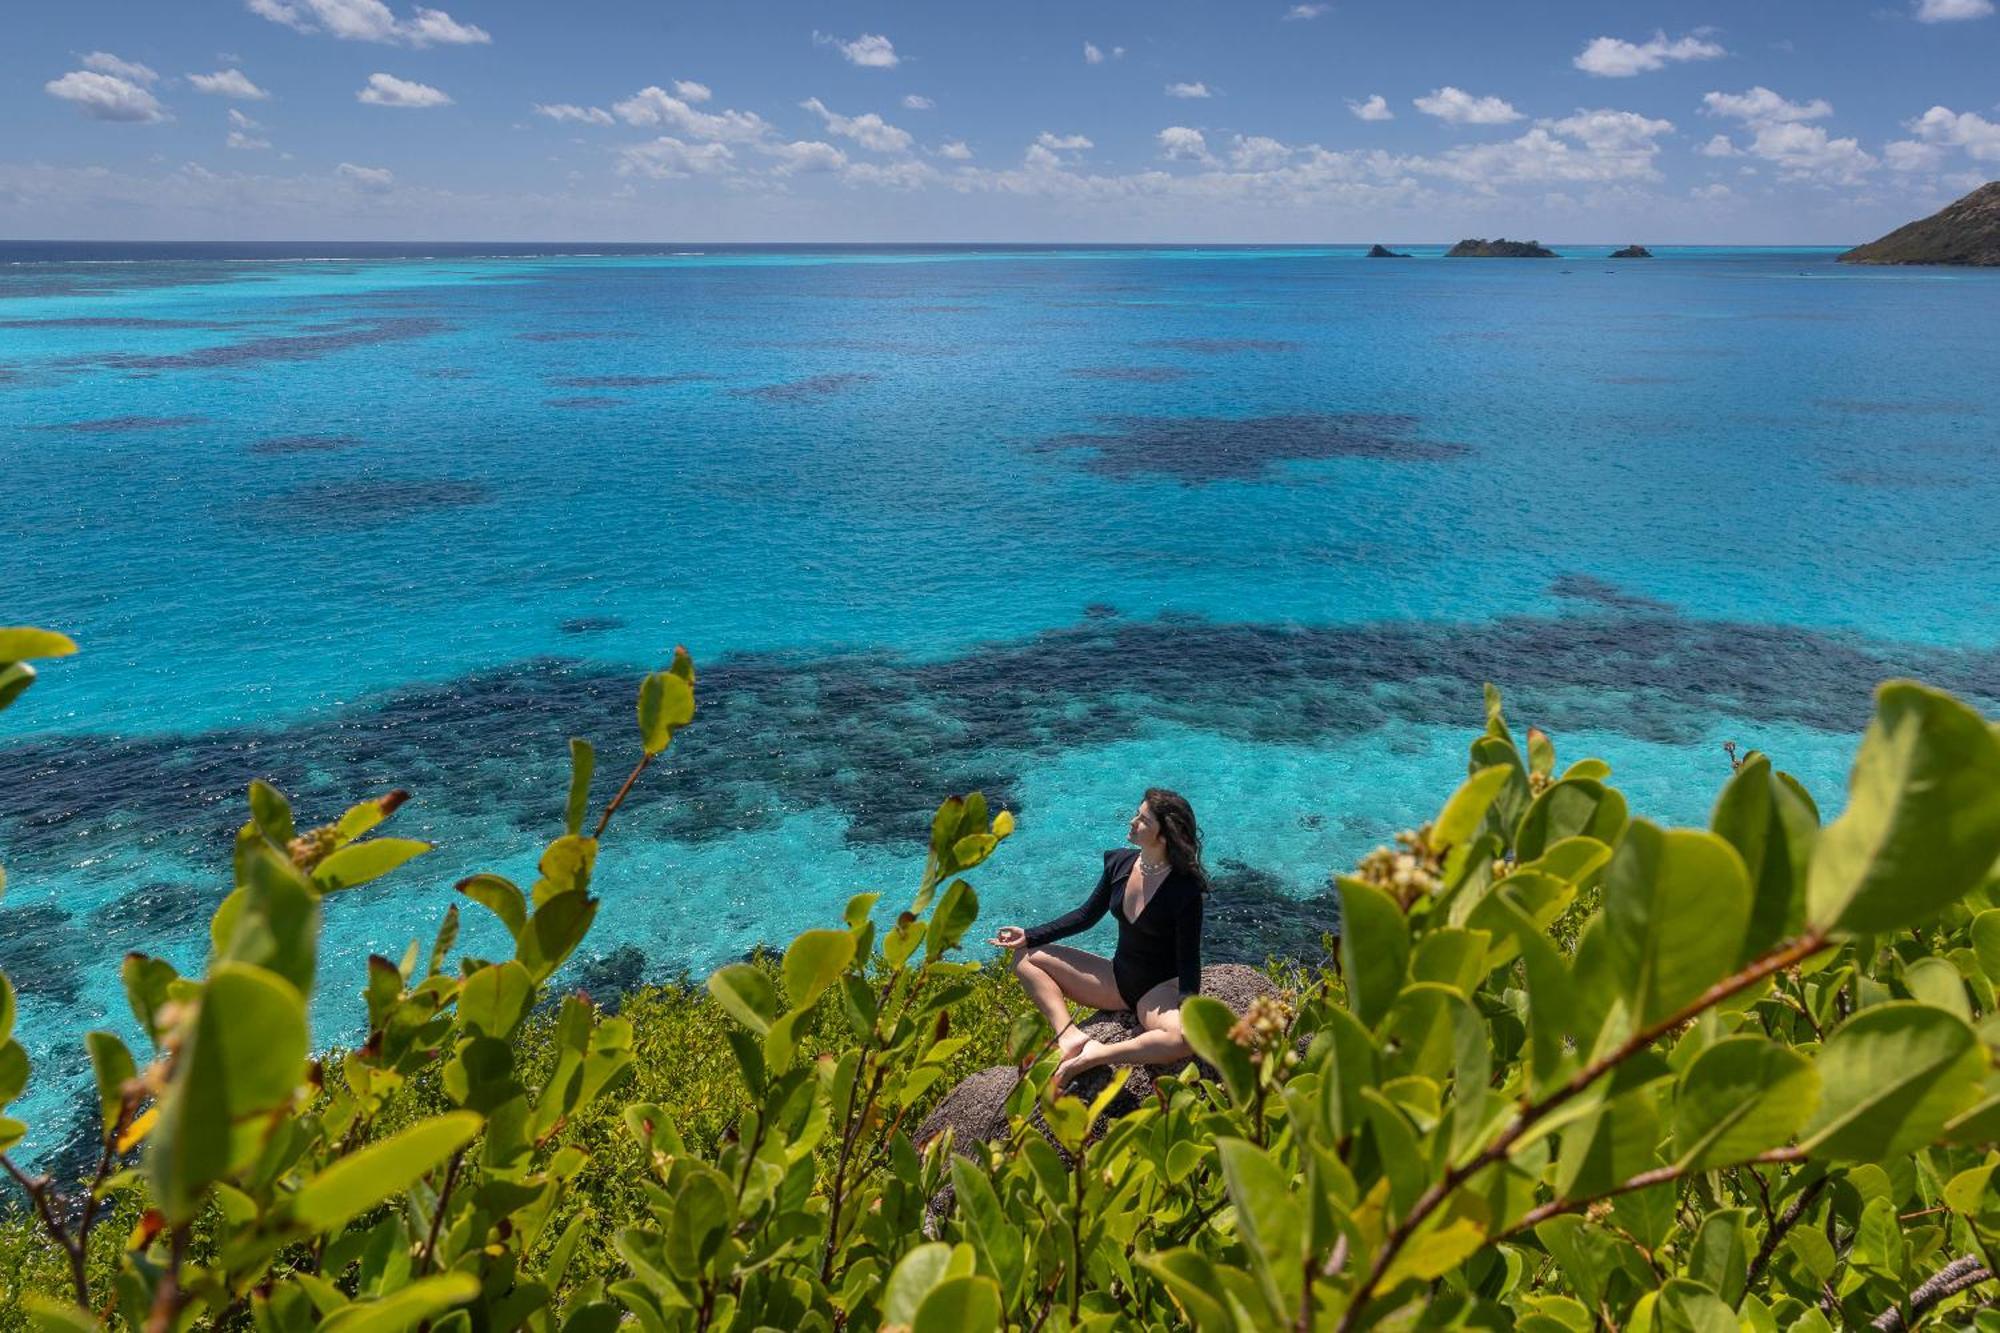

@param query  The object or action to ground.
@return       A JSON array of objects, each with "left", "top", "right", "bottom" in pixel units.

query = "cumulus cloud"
[
  {"left": 1913, "top": 0, "right": 1993, "bottom": 20},
  {"left": 1347, "top": 94, "right": 1393, "bottom": 121},
  {"left": 357, "top": 72, "right": 451, "bottom": 107},
  {"left": 1414, "top": 87, "right": 1522, "bottom": 125},
  {"left": 800, "top": 97, "right": 914, "bottom": 153},
  {"left": 618, "top": 137, "right": 734, "bottom": 178},
  {"left": 902, "top": 94, "right": 933, "bottom": 110},
  {"left": 1907, "top": 105, "right": 2000, "bottom": 161},
  {"left": 1573, "top": 31, "right": 1726, "bottom": 77},
  {"left": 672, "top": 80, "right": 712, "bottom": 105},
  {"left": 534, "top": 102, "right": 613, "bottom": 126},
  {"left": 612, "top": 86, "right": 771, "bottom": 142},
  {"left": 1700, "top": 87, "right": 1832, "bottom": 123},
  {"left": 1156, "top": 126, "right": 1213, "bottom": 162},
  {"left": 1742, "top": 122, "right": 1875, "bottom": 183},
  {"left": 935, "top": 139, "right": 973, "bottom": 160},
  {"left": 189, "top": 68, "right": 269, "bottom": 99},
  {"left": 248, "top": 0, "right": 490, "bottom": 46},
  {"left": 1230, "top": 135, "right": 1293, "bottom": 170},
  {"left": 762, "top": 140, "right": 847, "bottom": 174},
  {"left": 1883, "top": 139, "right": 1948, "bottom": 172},
  {"left": 1284, "top": 4, "right": 1331, "bottom": 19},
  {"left": 81, "top": 52, "right": 159, "bottom": 83},
  {"left": 1037, "top": 132, "right": 1093, "bottom": 151},
  {"left": 1084, "top": 42, "right": 1105, "bottom": 64},
  {"left": 817, "top": 31, "right": 898, "bottom": 68},
  {"left": 336, "top": 160, "right": 393, "bottom": 190},
  {"left": 1417, "top": 109, "right": 1676, "bottom": 185},
  {"left": 226, "top": 106, "right": 272, "bottom": 149},
  {"left": 45, "top": 70, "right": 167, "bottom": 122},
  {"left": 1698, "top": 134, "right": 1739, "bottom": 157},
  {"left": 1166, "top": 81, "right": 1212, "bottom": 99}
]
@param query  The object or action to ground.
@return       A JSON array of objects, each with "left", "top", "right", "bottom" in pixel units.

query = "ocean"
[{"left": 3, "top": 242, "right": 1997, "bottom": 1158}]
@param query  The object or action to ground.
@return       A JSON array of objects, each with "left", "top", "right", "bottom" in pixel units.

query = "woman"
[{"left": 990, "top": 788, "right": 1207, "bottom": 1090}]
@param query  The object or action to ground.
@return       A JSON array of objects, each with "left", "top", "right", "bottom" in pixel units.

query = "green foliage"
[{"left": 3, "top": 627, "right": 1999, "bottom": 1331}]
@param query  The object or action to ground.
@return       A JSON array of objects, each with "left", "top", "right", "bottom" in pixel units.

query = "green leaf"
[
  {"left": 1527, "top": 726, "right": 1556, "bottom": 778},
  {"left": 912, "top": 1276, "right": 1001, "bottom": 1333},
  {"left": 1179, "top": 995, "right": 1256, "bottom": 1108},
  {"left": 1555, "top": 1083, "right": 1661, "bottom": 1203},
  {"left": 84, "top": 1031, "right": 136, "bottom": 1141},
  {"left": 663, "top": 1165, "right": 732, "bottom": 1281},
  {"left": 248, "top": 780, "right": 296, "bottom": 847},
  {"left": 218, "top": 843, "right": 323, "bottom": 995},
  {"left": 457, "top": 874, "right": 528, "bottom": 939},
  {"left": 147, "top": 963, "right": 309, "bottom": 1221},
  {"left": 1434, "top": 765, "right": 1512, "bottom": 851},
  {"left": 1601, "top": 822, "right": 1751, "bottom": 1027},
  {"left": 1672, "top": 1035, "right": 1818, "bottom": 1171},
  {"left": 516, "top": 890, "right": 598, "bottom": 984},
  {"left": 333, "top": 789, "right": 409, "bottom": 845},
  {"left": 459, "top": 961, "right": 535, "bottom": 1039},
  {"left": 0, "top": 663, "right": 37, "bottom": 714},
  {"left": 1336, "top": 877, "right": 1408, "bottom": 1028},
  {"left": 0, "top": 1116, "right": 24, "bottom": 1152},
  {"left": 0, "top": 627, "right": 78, "bottom": 660},
  {"left": 121, "top": 954, "right": 179, "bottom": 1047},
  {"left": 782, "top": 929, "right": 856, "bottom": 1012},
  {"left": 882, "top": 1242, "right": 953, "bottom": 1328},
  {"left": 1803, "top": 1002, "right": 1986, "bottom": 1160},
  {"left": 564, "top": 737, "right": 595, "bottom": 838},
  {"left": 20, "top": 1297, "right": 98, "bottom": 1333},
  {"left": 1515, "top": 778, "right": 1628, "bottom": 863},
  {"left": 1215, "top": 1137, "right": 1303, "bottom": 1322},
  {"left": 1806, "top": 681, "right": 2000, "bottom": 934},
  {"left": 0, "top": 973, "right": 13, "bottom": 1046},
  {"left": 1711, "top": 753, "right": 1817, "bottom": 961},
  {"left": 707, "top": 963, "right": 778, "bottom": 1035},
  {"left": 924, "top": 879, "right": 980, "bottom": 961},
  {"left": 637, "top": 665, "right": 696, "bottom": 757},
  {"left": 1973, "top": 909, "right": 2000, "bottom": 983},
  {"left": 316, "top": 1274, "right": 480, "bottom": 1333},
  {"left": 1943, "top": 1163, "right": 1996, "bottom": 1216},
  {"left": 1903, "top": 955, "right": 1971, "bottom": 1019},
  {"left": 312, "top": 837, "right": 432, "bottom": 893},
  {"left": 0, "top": 1039, "right": 27, "bottom": 1108},
  {"left": 291, "top": 1112, "right": 481, "bottom": 1233}
]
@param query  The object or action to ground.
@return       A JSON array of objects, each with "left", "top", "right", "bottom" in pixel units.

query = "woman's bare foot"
[
  {"left": 1056, "top": 1023, "right": 1091, "bottom": 1060},
  {"left": 1052, "top": 1039, "right": 1110, "bottom": 1093}
]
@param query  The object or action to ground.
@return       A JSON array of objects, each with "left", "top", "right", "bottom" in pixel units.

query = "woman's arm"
[
  {"left": 1175, "top": 883, "right": 1204, "bottom": 996},
  {"left": 1020, "top": 853, "right": 1117, "bottom": 949}
]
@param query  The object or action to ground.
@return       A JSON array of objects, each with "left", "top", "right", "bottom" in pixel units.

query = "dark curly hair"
[{"left": 1143, "top": 787, "right": 1209, "bottom": 894}]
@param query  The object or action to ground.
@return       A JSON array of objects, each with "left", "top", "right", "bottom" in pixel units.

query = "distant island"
[
  {"left": 1366, "top": 244, "right": 1409, "bottom": 258},
  {"left": 1609, "top": 245, "right": 1654, "bottom": 259},
  {"left": 1841, "top": 181, "right": 2000, "bottom": 266},
  {"left": 1446, "top": 238, "right": 1558, "bottom": 258}
]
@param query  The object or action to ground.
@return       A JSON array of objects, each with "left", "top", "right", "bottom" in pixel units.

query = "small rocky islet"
[
  {"left": 1365, "top": 244, "right": 1409, "bottom": 258},
  {"left": 1445, "top": 237, "right": 1558, "bottom": 258},
  {"left": 1610, "top": 245, "right": 1654, "bottom": 259},
  {"left": 1840, "top": 180, "right": 2000, "bottom": 266}
]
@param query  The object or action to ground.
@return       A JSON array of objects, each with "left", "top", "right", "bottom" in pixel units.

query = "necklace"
[{"left": 1138, "top": 852, "right": 1170, "bottom": 876}]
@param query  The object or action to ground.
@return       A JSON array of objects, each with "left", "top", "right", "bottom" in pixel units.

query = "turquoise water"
[{"left": 4, "top": 243, "right": 1998, "bottom": 1158}]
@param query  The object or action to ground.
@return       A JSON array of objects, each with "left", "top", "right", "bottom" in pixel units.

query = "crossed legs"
[{"left": 1009, "top": 946, "right": 1192, "bottom": 1090}]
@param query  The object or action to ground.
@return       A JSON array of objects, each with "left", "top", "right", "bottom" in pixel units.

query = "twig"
[
  {"left": 1870, "top": 1256, "right": 1993, "bottom": 1331},
  {"left": 1507, "top": 1147, "right": 1806, "bottom": 1235},
  {"left": 592, "top": 752, "right": 654, "bottom": 839},
  {"left": 2, "top": 1154, "right": 88, "bottom": 1307},
  {"left": 1335, "top": 927, "right": 1828, "bottom": 1331},
  {"left": 1745, "top": 1174, "right": 1830, "bottom": 1290},
  {"left": 419, "top": 1147, "right": 466, "bottom": 1272}
]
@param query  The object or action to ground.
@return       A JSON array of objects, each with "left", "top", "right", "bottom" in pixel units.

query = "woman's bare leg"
[
  {"left": 1011, "top": 945, "right": 1124, "bottom": 1057},
  {"left": 1052, "top": 980, "right": 1191, "bottom": 1089}
]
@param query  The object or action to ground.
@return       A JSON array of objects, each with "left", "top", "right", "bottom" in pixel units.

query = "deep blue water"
[{"left": 3, "top": 243, "right": 1998, "bottom": 1158}]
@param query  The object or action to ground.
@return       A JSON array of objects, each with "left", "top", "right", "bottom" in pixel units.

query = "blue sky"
[{"left": 5, "top": 0, "right": 1998, "bottom": 242}]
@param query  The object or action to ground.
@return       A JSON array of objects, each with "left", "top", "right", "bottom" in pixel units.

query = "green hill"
[{"left": 1840, "top": 181, "right": 2000, "bottom": 266}]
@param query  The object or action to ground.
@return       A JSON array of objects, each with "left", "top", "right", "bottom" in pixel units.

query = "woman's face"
[{"left": 1128, "top": 802, "right": 1159, "bottom": 846}]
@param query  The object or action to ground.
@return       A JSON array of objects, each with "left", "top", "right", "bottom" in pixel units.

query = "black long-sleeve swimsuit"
[{"left": 1022, "top": 848, "right": 1204, "bottom": 1009}]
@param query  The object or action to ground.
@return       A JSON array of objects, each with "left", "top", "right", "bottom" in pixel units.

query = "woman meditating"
[{"left": 990, "top": 788, "right": 1207, "bottom": 1090}]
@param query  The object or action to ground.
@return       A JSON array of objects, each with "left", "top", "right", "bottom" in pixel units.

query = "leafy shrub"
[{"left": 3, "top": 624, "right": 1998, "bottom": 1330}]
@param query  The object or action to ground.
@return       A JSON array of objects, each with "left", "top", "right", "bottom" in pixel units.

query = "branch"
[
  {"left": 1870, "top": 1256, "right": 1993, "bottom": 1331},
  {"left": 1745, "top": 1174, "right": 1830, "bottom": 1290},
  {"left": 1508, "top": 1147, "right": 1806, "bottom": 1236},
  {"left": 592, "top": 752, "right": 654, "bottom": 840},
  {"left": 1, "top": 1154, "right": 86, "bottom": 1304},
  {"left": 1336, "top": 927, "right": 1828, "bottom": 1332}
]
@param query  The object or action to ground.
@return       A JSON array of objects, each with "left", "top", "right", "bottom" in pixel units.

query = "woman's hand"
[{"left": 989, "top": 925, "right": 1027, "bottom": 951}]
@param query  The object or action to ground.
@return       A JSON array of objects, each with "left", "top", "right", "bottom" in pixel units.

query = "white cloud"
[
  {"left": 1414, "top": 87, "right": 1522, "bottom": 125},
  {"left": 902, "top": 94, "right": 934, "bottom": 110},
  {"left": 1156, "top": 126, "right": 1212, "bottom": 162},
  {"left": 1908, "top": 105, "right": 2000, "bottom": 161},
  {"left": 817, "top": 32, "right": 899, "bottom": 68},
  {"left": 1084, "top": 42, "right": 1105, "bottom": 64},
  {"left": 1698, "top": 134, "right": 1739, "bottom": 157},
  {"left": 1883, "top": 139, "right": 1947, "bottom": 172},
  {"left": 534, "top": 102, "right": 613, "bottom": 126},
  {"left": 1283, "top": 4, "right": 1331, "bottom": 19},
  {"left": 762, "top": 140, "right": 847, "bottom": 174},
  {"left": 1347, "top": 94, "right": 1393, "bottom": 121},
  {"left": 357, "top": 73, "right": 451, "bottom": 108},
  {"left": 248, "top": 0, "right": 490, "bottom": 46},
  {"left": 1700, "top": 87, "right": 1832, "bottom": 123},
  {"left": 800, "top": 98, "right": 914, "bottom": 153},
  {"left": 1573, "top": 31, "right": 1726, "bottom": 78},
  {"left": 1230, "top": 135, "right": 1293, "bottom": 170},
  {"left": 935, "top": 139, "right": 973, "bottom": 160},
  {"left": 612, "top": 86, "right": 771, "bottom": 142},
  {"left": 1037, "top": 132, "right": 1093, "bottom": 151},
  {"left": 673, "top": 80, "right": 713, "bottom": 105},
  {"left": 336, "top": 161, "right": 393, "bottom": 190},
  {"left": 189, "top": 68, "right": 269, "bottom": 99},
  {"left": 1914, "top": 0, "right": 1994, "bottom": 20},
  {"left": 617, "top": 137, "right": 735, "bottom": 179},
  {"left": 45, "top": 70, "right": 167, "bottom": 122},
  {"left": 81, "top": 52, "right": 159, "bottom": 84},
  {"left": 1690, "top": 182, "right": 1732, "bottom": 201},
  {"left": 1416, "top": 110, "right": 1676, "bottom": 185},
  {"left": 1742, "top": 122, "right": 1875, "bottom": 183},
  {"left": 226, "top": 107, "right": 271, "bottom": 148},
  {"left": 1166, "top": 82, "right": 1212, "bottom": 99}
]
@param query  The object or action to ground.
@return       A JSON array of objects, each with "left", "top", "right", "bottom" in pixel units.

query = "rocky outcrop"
[
  {"left": 1446, "top": 238, "right": 1558, "bottom": 258},
  {"left": 1366, "top": 244, "right": 1409, "bottom": 258},
  {"left": 1841, "top": 182, "right": 2000, "bottom": 266},
  {"left": 1609, "top": 245, "right": 1653, "bottom": 259}
]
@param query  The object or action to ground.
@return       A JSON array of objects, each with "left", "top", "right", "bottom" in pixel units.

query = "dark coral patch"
[
  {"left": 515, "top": 330, "right": 633, "bottom": 343},
  {"left": 1035, "top": 413, "right": 1468, "bottom": 482},
  {"left": 734, "top": 372, "right": 879, "bottom": 401},
  {"left": 547, "top": 374, "right": 713, "bottom": 389},
  {"left": 0, "top": 317, "right": 240, "bottom": 330},
  {"left": 0, "top": 904, "right": 85, "bottom": 1008},
  {"left": 1817, "top": 399, "right": 1983, "bottom": 416},
  {"left": 544, "top": 396, "right": 625, "bottom": 409},
  {"left": 1202, "top": 861, "right": 1344, "bottom": 965},
  {"left": 1549, "top": 573, "right": 1677, "bottom": 615},
  {"left": 560, "top": 616, "right": 627, "bottom": 636},
  {"left": 1139, "top": 338, "right": 1299, "bottom": 354},
  {"left": 265, "top": 478, "right": 491, "bottom": 527},
  {"left": 1831, "top": 467, "right": 1965, "bottom": 489},
  {"left": 38, "top": 415, "right": 207, "bottom": 433},
  {"left": 78, "top": 318, "right": 447, "bottom": 371},
  {"left": 249, "top": 434, "right": 365, "bottom": 455},
  {"left": 1065, "top": 366, "right": 1197, "bottom": 383}
]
